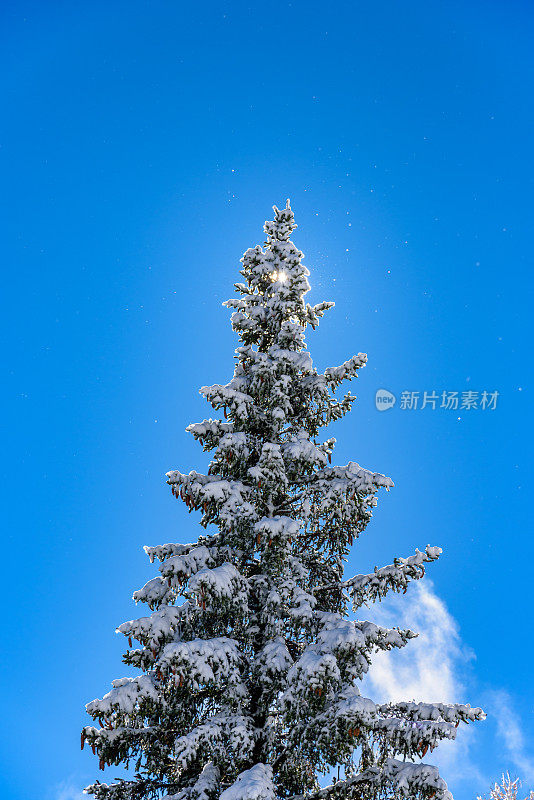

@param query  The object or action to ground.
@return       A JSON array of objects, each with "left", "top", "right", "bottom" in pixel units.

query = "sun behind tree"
[{"left": 82, "top": 201, "right": 484, "bottom": 800}]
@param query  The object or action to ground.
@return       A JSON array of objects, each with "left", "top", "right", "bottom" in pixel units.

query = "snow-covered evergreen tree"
[{"left": 83, "top": 201, "right": 484, "bottom": 800}]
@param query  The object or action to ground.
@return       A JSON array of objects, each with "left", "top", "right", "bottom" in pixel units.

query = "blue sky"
[{"left": 1, "top": 2, "right": 532, "bottom": 799}]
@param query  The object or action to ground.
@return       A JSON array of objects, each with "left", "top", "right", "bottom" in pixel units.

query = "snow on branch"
[
  {"left": 86, "top": 676, "right": 160, "bottom": 719},
  {"left": 220, "top": 764, "right": 275, "bottom": 800},
  {"left": 312, "top": 614, "right": 415, "bottom": 679},
  {"left": 378, "top": 700, "right": 486, "bottom": 725},
  {"left": 160, "top": 545, "right": 214, "bottom": 584},
  {"left": 287, "top": 757, "right": 452, "bottom": 800},
  {"left": 174, "top": 713, "right": 255, "bottom": 771},
  {"left": 254, "top": 516, "right": 299, "bottom": 545},
  {"left": 307, "top": 460, "right": 393, "bottom": 493},
  {"left": 117, "top": 602, "right": 192, "bottom": 649},
  {"left": 143, "top": 534, "right": 222, "bottom": 564},
  {"left": 186, "top": 419, "right": 234, "bottom": 449},
  {"left": 200, "top": 382, "right": 255, "bottom": 419},
  {"left": 166, "top": 470, "right": 257, "bottom": 531},
  {"left": 158, "top": 636, "right": 246, "bottom": 695},
  {"left": 305, "top": 301, "right": 335, "bottom": 329},
  {"left": 253, "top": 637, "right": 294, "bottom": 688},
  {"left": 300, "top": 461, "right": 393, "bottom": 542},
  {"left": 281, "top": 432, "right": 329, "bottom": 470},
  {"left": 132, "top": 576, "right": 175, "bottom": 609},
  {"left": 339, "top": 545, "right": 442, "bottom": 608},
  {"left": 162, "top": 762, "right": 221, "bottom": 800},
  {"left": 188, "top": 563, "right": 249, "bottom": 611},
  {"left": 373, "top": 716, "right": 457, "bottom": 754},
  {"left": 324, "top": 353, "right": 368, "bottom": 388}
]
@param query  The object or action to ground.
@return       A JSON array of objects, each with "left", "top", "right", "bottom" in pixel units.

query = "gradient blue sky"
[{"left": 1, "top": 2, "right": 532, "bottom": 799}]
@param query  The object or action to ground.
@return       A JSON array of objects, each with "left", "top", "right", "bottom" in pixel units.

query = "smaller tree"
[{"left": 478, "top": 774, "right": 534, "bottom": 800}]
